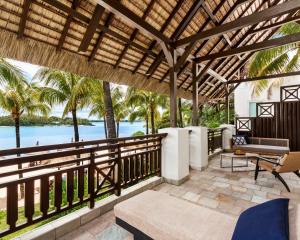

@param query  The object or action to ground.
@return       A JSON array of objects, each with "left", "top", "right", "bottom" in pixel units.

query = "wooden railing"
[
  {"left": 0, "top": 133, "right": 166, "bottom": 237},
  {"left": 208, "top": 128, "right": 224, "bottom": 155}
]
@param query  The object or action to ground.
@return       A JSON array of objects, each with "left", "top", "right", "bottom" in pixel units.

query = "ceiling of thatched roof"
[{"left": 0, "top": 0, "right": 298, "bottom": 101}]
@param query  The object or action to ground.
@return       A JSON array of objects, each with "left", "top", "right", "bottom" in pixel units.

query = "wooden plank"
[
  {"left": 192, "top": 63, "right": 199, "bottom": 126},
  {"left": 195, "top": 32, "right": 300, "bottom": 63},
  {"left": 18, "top": 0, "right": 31, "bottom": 38},
  {"left": 79, "top": 5, "right": 105, "bottom": 52},
  {"left": 175, "top": 0, "right": 300, "bottom": 47}
]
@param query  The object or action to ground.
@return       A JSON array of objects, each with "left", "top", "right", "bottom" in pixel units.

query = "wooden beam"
[
  {"left": 236, "top": 0, "right": 255, "bottom": 6},
  {"left": 250, "top": 15, "right": 300, "bottom": 36},
  {"left": 146, "top": 0, "right": 203, "bottom": 77},
  {"left": 79, "top": 5, "right": 105, "bottom": 52},
  {"left": 174, "top": 0, "right": 243, "bottom": 74},
  {"left": 196, "top": 32, "right": 300, "bottom": 63},
  {"left": 57, "top": 0, "right": 80, "bottom": 51},
  {"left": 89, "top": 13, "right": 114, "bottom": 62},
  {"left": 133, "top": 0, "right": 184, "bottom": 74},
  {"left": 175, "top": 0, "right": 300, "bottom": 47},
  {"left": 96, "top": 0, "right": 171, "bottom": 44},
  {"left": 194, "top": 0, "right": 280, "bottom": 93},
  {"left": 228, "top": 71, "right": 300, "bottom": 84},
  {"left": 18, "top": 0, "right": 32, "bottom": 38}
]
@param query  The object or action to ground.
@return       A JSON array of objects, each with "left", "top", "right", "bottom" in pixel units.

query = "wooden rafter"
[
  {"left": 195, "top": 32, "right": 300, "bottom": 63},
  {"left": 89, "top": 13, "right": 114, "bottom": 62},
  {"left": 96, "top": 0, "right": 171, "bottom": 44},
  {"left": 79, "top": 5, "right": 105, "bottom": 52},
  {"left": 132, "top": 0, "right": 185, "bottom": 74},
  {"left": 18, "top": 0, "right": 31, "bottom": 38},
  {"left": 114, "top": 0, "right": 156, "bottom": 68},
  {"left": 175, "top": 0, "right": 300, "bottom": 47},
  {"left": 57, "top": 0, "right": 81, "bottom": 51},
  {"left": 146, "top": 0, "right": 204, "bottom": 77}
]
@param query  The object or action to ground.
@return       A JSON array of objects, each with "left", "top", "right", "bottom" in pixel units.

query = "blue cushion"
[{"left": 232, "top": 198, "right": 289, "bottom": 240}]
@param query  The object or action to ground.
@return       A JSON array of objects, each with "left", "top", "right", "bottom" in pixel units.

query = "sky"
[{"left": 2, "top": 59, "right": 102, "bottom": 119}]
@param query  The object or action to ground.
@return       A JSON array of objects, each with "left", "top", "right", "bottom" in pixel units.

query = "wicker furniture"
[
  {"left": 220, "top": 153, "right": 259, "bottom": 172},
  {"left": 255, "top": 152, "right": 300, "bottom": 192},
  {"left": 233, "top": 137, "right": 290, "bottom": 155}
]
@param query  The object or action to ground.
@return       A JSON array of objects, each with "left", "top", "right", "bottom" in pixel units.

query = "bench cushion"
[
  {"left": 233, "top": 144, "right": 290, "bottom": 155},
  {"left": 114, "top": 190, "right": 237, "bottom": 240}
]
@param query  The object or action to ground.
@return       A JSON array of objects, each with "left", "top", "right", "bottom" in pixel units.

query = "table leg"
[{"left": 232, "top": 157, "right": 233, "bottom": 172}]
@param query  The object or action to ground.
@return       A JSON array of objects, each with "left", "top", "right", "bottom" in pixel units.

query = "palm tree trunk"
[
  {"left": 150, "top": 106, "right": 155, "bottom": 134},
  {"left": 178, "top": 98, "right": 183, "bottom": 128},
  {"left": 15, "top": 116, "right": 24, "bottom": 199},
  {"left": 103, "top": 81, "right": 116, "bottom": 139},
  {"left": 117, "top": 122, "right": 120, "bottom": 137},
  {"left": 145, "top": 116, "right": 149, "bottom": 135},
  {"left": 72, "top": 109, "right": 79, "bottom": 142},
  {"left": 103, "top": 116, "right": 108, "bottom": 139}
]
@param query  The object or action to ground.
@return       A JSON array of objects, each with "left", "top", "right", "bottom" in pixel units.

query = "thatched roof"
[{"left": 0, "top": 0, "right": 298, "bottom": 101}]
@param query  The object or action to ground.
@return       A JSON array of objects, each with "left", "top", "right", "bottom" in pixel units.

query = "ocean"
[{"left": 0, "top": 121, "right": 145, "bottom": 149}]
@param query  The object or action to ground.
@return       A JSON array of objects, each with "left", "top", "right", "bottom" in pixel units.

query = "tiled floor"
[{"left": 59, "top": 155, "right": 300, "bottom": 239}]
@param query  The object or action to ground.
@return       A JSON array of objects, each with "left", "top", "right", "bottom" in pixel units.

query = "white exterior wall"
[{"left": 234, "top": 76, "right": 300, "bottom": 117}]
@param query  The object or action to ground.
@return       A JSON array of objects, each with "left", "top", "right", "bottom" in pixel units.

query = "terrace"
[{"left": 0, "top": 0, "right": 300, "bottom": 239}]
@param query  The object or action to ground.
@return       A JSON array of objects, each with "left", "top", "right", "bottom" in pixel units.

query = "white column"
[
  {"left": 220, "top": 124, "right": 236, "bottom": 152},
  {"left": 185, "top": 126, "right": 208, "bottom": 171},
  {"left": 158, "top": 128, "right": 190, "bottom": 185}
]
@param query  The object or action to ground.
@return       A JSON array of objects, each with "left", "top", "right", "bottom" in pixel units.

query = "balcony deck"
[{"left": 57, "top": 154, "right": 300, "bottom": 240}]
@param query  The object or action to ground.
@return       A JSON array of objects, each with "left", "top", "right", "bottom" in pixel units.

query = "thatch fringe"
[{"left": 0, "top": 29, "right": 203, "bottom": 101}]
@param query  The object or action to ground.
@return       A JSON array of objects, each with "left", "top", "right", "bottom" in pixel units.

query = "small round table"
[{"left": 220, "top": 153, "right": 259, "bottom": 172}]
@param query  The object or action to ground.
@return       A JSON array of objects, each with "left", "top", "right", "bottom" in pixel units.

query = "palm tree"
[
  {"left": 247, "top": 22, "right": 300, "bottom": 98},
  {"left": 103, "top": 82, "right": 117, "bottom": 139},
  {"left": 0, "top": 79, "right": 50, "bottom": 198},
  {"left": 89, "top": 83, "right": 124, "bottom": 138},
  {"left": 35, "top": 68, "right": 94, "bottom": 142},
  {"left": 126, "top": 88, "right": 166, "bottom": 134},
  {"left": 112, "top": 88, "right": 128, "bottom": 137}
]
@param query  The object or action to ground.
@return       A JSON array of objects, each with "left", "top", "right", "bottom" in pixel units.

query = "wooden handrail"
[{"left": 0, "top": 133, "right": 167, "bottom": 237}]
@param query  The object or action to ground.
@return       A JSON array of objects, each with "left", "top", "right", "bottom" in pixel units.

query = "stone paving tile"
[
  {"left": 61, "top": 154, "right": 300, "bottom": 239},
  {"left": 198, "top": 197, "right": 219, "bottom": 209},
  {"left": 182, "top": 191, "right": 201, "bottom": 203}
]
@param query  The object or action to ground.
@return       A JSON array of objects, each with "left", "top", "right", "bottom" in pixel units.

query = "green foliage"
[
  {"left": 131, "top": 131, "right": 145, "bottom": 137},
  {"left": 199, "top": 104, "right": 235, "bottom": 128},
  {"left": 0, "top": 115, "right": 93, "bottom": 126},
  {"left": 247, "top": 22, "right": 300, "bottom": 98}
]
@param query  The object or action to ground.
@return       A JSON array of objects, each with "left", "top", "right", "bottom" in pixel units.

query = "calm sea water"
[{"left": 0, "top": 121, "right": 145, "bottom": 149}]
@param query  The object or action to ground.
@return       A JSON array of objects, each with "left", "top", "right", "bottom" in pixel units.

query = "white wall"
[{"left": 234, "top": 76, "right": 300, "bottom": 117}]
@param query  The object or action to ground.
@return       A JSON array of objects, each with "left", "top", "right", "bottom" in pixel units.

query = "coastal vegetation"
[{"left": 0, "top": 115, "right": 93, "bottom": 126}]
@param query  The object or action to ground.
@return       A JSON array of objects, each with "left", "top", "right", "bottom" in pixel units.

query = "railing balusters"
[
  {"left": 88, "top": 151, "right": 95, "bottom": 209},
  {"left": 7, "top": 184, "right": 18, "bottom": 230},
  {"left": 54, "top": 174, "right": 62, "bottom": 211},
  {"left": 25, "top": 180, "right": 34, "bottom": 223},
  {"left": 40, "top": 176, "right": 49, "bottom": 217},
  {"left": 78, "top": 168, "right": 84, "bottom": 203},
  {"left": 67, "top": 170, "right": 74, "bottom": 206},
  {"left": 0, "top": 133, "right": 167, "bottom": 237}
]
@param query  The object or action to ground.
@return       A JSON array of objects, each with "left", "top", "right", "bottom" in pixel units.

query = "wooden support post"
[
  {"left": 224, "top": 83, "right": 229, "bottom": 124},
  {"left": 192, "top": 62, "right": 199, "bottom": 126},
  {"left": 169, "top": 49, "right": 177, "bottom": 128},
  {"left": 170, "top": 66, "right": 177, "bottom": 127}
]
